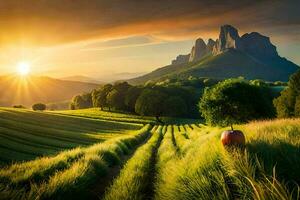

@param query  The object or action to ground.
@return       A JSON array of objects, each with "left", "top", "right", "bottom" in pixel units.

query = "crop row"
[
  {"left": 0, "top": 124, "right": 152, "bottom": 200},
  {"left": 103, "top": 121, "right": 300, "bottom": 200},
  {"left": 1, "top": 120, "right": 299, "bottom": 199},
  {"left": 52, "top": 108, "right": 155, "bottom": 124},
  {"left": 0, "top": 108, "right": 141, "bottom": 163},
  {"left": 103, "top": 125, "right": 164, "bottom": 200}
]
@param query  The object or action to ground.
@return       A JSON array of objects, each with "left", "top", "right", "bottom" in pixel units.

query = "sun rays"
[{"left": 17, "top": 61, "right": 31, "bottom": 76}]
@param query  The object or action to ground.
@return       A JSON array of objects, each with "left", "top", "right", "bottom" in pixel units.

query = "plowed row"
[{"left": 1, "top": 119, "right": 300, "bottom": 199}]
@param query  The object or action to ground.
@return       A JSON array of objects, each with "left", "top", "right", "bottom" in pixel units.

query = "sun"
[{"left": 17, "top": 62, "right": 31, "bottom": 76}]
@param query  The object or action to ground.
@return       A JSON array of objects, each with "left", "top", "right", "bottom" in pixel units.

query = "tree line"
[
  {"left": 70, "top": 82, "right": 200, "bottom": 120},
  {"left": 70, "top": 71, "right": 299, "bottom": 124}
]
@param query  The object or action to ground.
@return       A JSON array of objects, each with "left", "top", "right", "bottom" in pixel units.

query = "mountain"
[
  {"left": 129, "top": 25, "right": 299, "bottom": 85},
  {"left": 0, "top": 75, "right": 99, "bottom": 107},
  {"left": 60, "top": 75, "right": 104, "bottom": 84}
]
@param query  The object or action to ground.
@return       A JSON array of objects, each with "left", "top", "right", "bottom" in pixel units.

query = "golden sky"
[{"left": 0, "top": 0, "right": 299, "bottom": 81}]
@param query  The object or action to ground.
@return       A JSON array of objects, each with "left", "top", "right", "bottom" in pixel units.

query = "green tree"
[
  {"left": 135, "top": 89, "right": 166, "bottom": 122},
  {"left": 106, "top": 89, "right": 124, "bottom": 110},
  {"left": 199, "top": 79, "right": 274, "bottom": 129},
  {"left": 163, "top": 96, "right": 187, "bottom": 117},
  {"left": 274, "top": 70, "right": 300, "bottom": 117},
  {"left": 92, "top": 84, "right": 112, "bottom": 110},
  {"left": 32, "top": 103, "right": 46, "bottom": 111},
  {"left": 125, "top": 86, "right": 142, "bottom": 112},
  {"left": 71, "top": 93, "right": 92, "bottom": 109},
  {"left": 295, "top": 96, "right": 300, "bottom": 117}
]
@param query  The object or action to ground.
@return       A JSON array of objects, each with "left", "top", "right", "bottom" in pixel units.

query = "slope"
[
  {"left": 128, "top": 49, "right": 299, "bottom": 85},
  {"left": 0, "top": 75, "right": 100, "bottom": 107}
]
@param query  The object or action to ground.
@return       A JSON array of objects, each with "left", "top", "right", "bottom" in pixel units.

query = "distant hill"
[
  {"left": 60, "top": 75, "right": 104, "bottom": 84},
  {"left": 0, "top": 75, "right": 99, "bottom": 107},
  {"left": 129, "top": 25, "right": 299, "bottom": 85}
]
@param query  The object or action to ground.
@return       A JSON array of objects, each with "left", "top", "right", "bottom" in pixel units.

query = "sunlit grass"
[
  {"left": 0, "top": 112, "right": 299, "bottom": 199},
  {"left": 0, "top": 107, "right": 141, "bottom": 164},
  {"left": 154, "top": 119, "right": 300, "bottom": 200},
  {"left": 0, "top": 125, "right": 152, "bottom": 199},
  {"left": 103, "top": 125, "right": 164, "bottom": 200}
]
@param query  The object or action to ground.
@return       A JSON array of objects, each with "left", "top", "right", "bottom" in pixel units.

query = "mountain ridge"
[{"left": 129, "top": 25, "right": 299, "bottom": 85}]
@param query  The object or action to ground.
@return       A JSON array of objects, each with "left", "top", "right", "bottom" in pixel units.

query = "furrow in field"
[
  {"left": 0, "top": 130, "right": 64, "bottom": 151},
  {"left": 103, "top": 125, "right": 164, "bottom": 200},
  {"left": 173, "top": 125, "right": 190, "bottom": 155},
  {"left": 88, "top": 125, "right": 159, "bottom": 199},
  {"left": 0, "top": 118, "right": 97, "bottom": 145},
  {"left": 154, "top": 125, "right": 181, "bottom": 200},
  {"left": 0, "top": 127, "right": 83, "bottom": 153},
  {"left": 0, "top": 108, "right": 141, "bottom": 135},
  {"left": 0, "top": 124, "right": 152, "bottom": 200}
]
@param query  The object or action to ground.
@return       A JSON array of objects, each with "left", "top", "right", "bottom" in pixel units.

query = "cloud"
[{"left": 0, "top": 0, "right": 299, "bottom": 46}]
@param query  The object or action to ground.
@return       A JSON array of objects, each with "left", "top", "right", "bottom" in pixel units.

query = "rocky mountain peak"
[
  {"left": 207, "top": 39, "right": 216, "bottom": 52},
  {"left": 240, "top": 32, "right": 278, "bottom": 60},
  {"left": 170, "top": 24, "right": 282, "bottom": 67},
  {"left": 189, "top": 38, "right": 207, "bottom": 62},
  {"left": 213, "top": 24, "right": 241, "bottom": 54},
  {"left": 171, "top": 54, "right": 190, "bottom": 65}
]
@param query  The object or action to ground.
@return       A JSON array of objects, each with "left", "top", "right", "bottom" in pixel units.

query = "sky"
[{"left": 0, "top": 0, "right": 299, "bottom": 81}]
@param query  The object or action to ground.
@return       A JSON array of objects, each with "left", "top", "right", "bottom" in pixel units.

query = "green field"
[
  {"left": 51, "top": 108, "right": 155, "bottom": 124},
  {"left": 0, "top": 108, "right": 142, "bottom": 165},
  {"left": 51, "top": 108, "right": 202, "bottom": 125},
  {"left": 0, "top": 111, "right": 299, "bottom": 199}
]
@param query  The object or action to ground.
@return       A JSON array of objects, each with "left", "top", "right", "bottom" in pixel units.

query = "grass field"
[
  {"left": 51, "top": 108, "right": 202, "bottom": 125},
  {"left": 0, "top": 108, "right": 299, "bottom": 199},
  {"left": 0, "top": 107, "right": 142, "bottom": 165}
]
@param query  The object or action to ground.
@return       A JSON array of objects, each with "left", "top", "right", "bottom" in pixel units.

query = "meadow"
[
  {"left": 52, "top": 108, "right": 202, "bottom": 125},
  {"left": 0, "top": 109, "right": 299, "bottom": 199},
  {"left": 0, "top": 107, "right": 142, "bottom": 165}
]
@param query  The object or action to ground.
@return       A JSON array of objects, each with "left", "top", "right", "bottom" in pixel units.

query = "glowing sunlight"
[{"left": 17, "top": 62, "right": 31, "bottom": 76}]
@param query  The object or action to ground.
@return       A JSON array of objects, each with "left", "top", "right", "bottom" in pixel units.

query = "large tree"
[
  {"left": 125, "top": 86, "right": 142, "bottom": 112},
  {"left": 274, "top": 70, "right": 300, "bottom": 118},
  {"left": 199, "top": 79, "right": 274, "bottom": 129},
  {"left": 135, "top": 89, "right": 166, "bottom": 122},
  {"left": 163, "top": 96, "right": 187, "bottom": 117},
  {"left": 71, "top": 93, "right": 92, "bottom": 109},
  {"left": 106, "top": 89, "right": 125, "bottom": 110},
  {"left": 92, "top": 84, "right": 112, "bottom": 110}
]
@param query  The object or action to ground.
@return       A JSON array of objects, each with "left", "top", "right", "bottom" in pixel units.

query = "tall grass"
[
  {"left": 154, "top": 125, "right": 182, "bottom": 200},
  {"left": 153, "top": 119, "right": 300, "bottom": 200},
  {"left": 0, "top": 125, "right": 152, "bottom": 200},
  {"left": 103, "top": 125, "right": 164, "bottom": 200}
]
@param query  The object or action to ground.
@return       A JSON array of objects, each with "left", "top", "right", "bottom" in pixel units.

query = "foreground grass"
[
  {"left": 0, "top": 107, "right": 141, "bottom": 164},
  {"left": 154, "top": 119, "right": 300, "bottom": 200},
  {"left": 0, "top": 125, "right": 152, "bottom": 200},
  {"left": 1, "top": 116, "right": 299, "bottom": 199},
  {"left": 103, "top": 125, "right": 164, "bottom": 200}
]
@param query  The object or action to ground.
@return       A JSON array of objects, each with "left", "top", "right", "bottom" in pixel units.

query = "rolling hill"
[
  {"left": 0, "top": 75, "right": 100, "bottom": 107},
  {"left": 129, "top": 25, "right": 299, "bottom": 85},
  {"left": 60, "top": 75, "right": 104, "bottom": 84}
]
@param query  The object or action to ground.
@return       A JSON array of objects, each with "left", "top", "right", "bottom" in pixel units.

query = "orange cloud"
[{"left": 0, "top": 0, "right": 299, "bottom": 47}]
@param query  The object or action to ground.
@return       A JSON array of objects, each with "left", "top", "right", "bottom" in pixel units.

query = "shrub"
[
  {"left": 13, "top": 105, "right": 26, "bottom": 109},
  {"left": 32, "top": 103, "right": 46, "bottom": 111}
]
